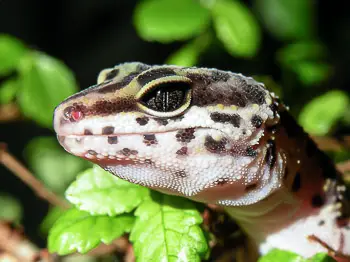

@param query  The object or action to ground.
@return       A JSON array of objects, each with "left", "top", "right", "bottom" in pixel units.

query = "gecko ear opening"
[{"left": 136, "top": 77, "right": 192, "bottom": 117}]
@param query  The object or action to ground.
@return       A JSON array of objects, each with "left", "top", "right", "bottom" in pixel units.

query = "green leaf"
[
  {"left": 293, "top": 61, "right": 332, "bottom": 86},
  {"left": 166, "top": 33, "right": 212, "bottom": 66},
  {"left": 277, "top": 41, "right": 327, "bottom": 67},
  {"left": 25, "top": 137, "right": 90, "bottom": 195},
  {"left": 0, "top": 35, "right": 27, "bottom": 75},
  {"left": 130, "top": 192, "right": 208, "bottom": 261},
  {"left": 277, "top": 41, "right": 332, "bottom": 85},
  {"left": 134, "top": 0, "right": 210, "bottom": 43},
  {"left": 212, "top": 0, "right": 261, "bottom": 58},
  {"left": 298, "top": 90, "right": 349, "bottom": 136},
  {"left": 66, "top": 165, "right": 150, "bottom": 216},
  {"left": 48, "top": 208, "right": 134, "bottom": 255},
  {"left": 40, "top": 206, "right": 65, "bottom": 235},
  {"left": 17, "top": 51, "right": 78, "bottom": 128},
  {"left": 258, "top": 249, "right": 335, "bottom": 262},
  {"left": 0, "top": 193, "right": 22, "bottom": 223},
  {"left": 254, "top": 0, "right": 315, "bottom": 40},
  {"left": 309, "top": 253, "right": 336, "bottom": 262},
  {"left": 0, "top": 78, "right": 18, "bottom": 104}
]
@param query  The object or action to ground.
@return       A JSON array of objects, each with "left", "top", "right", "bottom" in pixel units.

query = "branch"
[
  {"left": 312, "top": 135, "right": 350, "bottom": 151},
  {"left": 0, "top": 220, "right": 55, "bottom": 262},
  {"left": 0, "top": 103, "right": 21, "bottom": 122},
  {"left": 0, "top": 144, "right": 70, "bottom": 209}
]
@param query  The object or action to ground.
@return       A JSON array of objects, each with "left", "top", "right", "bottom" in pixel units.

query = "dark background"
[{"left": 1, "top": 0, "right": 350, "bottom": 247}]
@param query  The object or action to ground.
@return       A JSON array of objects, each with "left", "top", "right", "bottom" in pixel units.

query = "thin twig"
[
  {"left": 312, "top": 135, "right": 350, "bottom": 151},
  {"left": 0, "top": 103, "right": 21, "bottom": 122},
  {"left": 0, "top": 220, "right": 55, "bottom": 262},
  {"left": 0, "top": 144, "right": 70, "bottom": 209}
]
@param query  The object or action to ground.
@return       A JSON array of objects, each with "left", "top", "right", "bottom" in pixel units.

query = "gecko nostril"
[{"left": 63, "top": 104, "right": 85, "bottom": 122}]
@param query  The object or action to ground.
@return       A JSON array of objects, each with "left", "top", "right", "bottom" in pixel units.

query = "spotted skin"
[{"left": 54, "top": 63, "right": 350, "bottom": 260}]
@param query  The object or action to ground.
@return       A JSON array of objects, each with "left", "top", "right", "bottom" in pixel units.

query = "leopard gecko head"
[{"left": 53, "top": 62, "right": 284, "bottom": 206}]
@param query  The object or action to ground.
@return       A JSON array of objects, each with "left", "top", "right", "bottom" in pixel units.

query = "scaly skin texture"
[{"left": 53, "top": 63, "right": 350, "bottom": 261}]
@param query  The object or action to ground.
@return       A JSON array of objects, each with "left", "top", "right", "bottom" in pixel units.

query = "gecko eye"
[{"left": 137, "top": 80, "right": 192, "bottom": 117}]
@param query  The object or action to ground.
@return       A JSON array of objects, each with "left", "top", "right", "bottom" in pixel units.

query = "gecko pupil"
[{"left": 141, "top": 82, "right": 190, "bottom": 112}]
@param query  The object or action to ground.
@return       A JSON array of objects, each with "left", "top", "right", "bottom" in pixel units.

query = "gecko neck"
[{"left": 225, "top": 108, "right": 349, "bottom": 258}]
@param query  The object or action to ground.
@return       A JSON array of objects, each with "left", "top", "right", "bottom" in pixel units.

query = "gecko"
[{"left": 53, "top": 62, "right": 350, "bottom": 261}]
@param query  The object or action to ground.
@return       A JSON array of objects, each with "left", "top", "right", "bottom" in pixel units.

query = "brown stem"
[
  {"left": 0, "top": 144, "right": 69, "bottom": 209},
  {"left": 312, "top": 135, "right": 350, "bottom": 151},
  {"left": 0, "top": 221, "right": 55, "bottom": 262},
  {"left": 0, "top": 103, "right": 21, "bottom": 122}
]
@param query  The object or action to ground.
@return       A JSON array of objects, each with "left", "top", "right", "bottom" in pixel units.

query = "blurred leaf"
[
  {"left": 0, "top": 78, "right": 18, "bottom": 104},
  {"left": 278, "top": 41, "right": 331, "bottom": 86},
  {"left": 17, "top": 51, "right": 78, "bottom": 128},
  {"left": 130, "top": 192, "right": 208, "bottom": 261},
  {"left": 278, "top": 41, "right": 327, "bottom": 67},
  {"left": 48, "top": 208, "right": 134, "bottom": 255},
  {"left": 0, "top": 193, "right": 22, "bottom": 223},
  {"left": 134, "top": 0, "right": 210, "bottom": 43},
  {"left": 211, "top": 0, "right": 261, "bottom": 58},
  {"left": 25, "top": 137, "right": 90, "bottom": 195},
  {"left": 298, "top": 90, "right": 349, "bottom": 136},
  {"left": 254, "top": 0, "right": 315, "bottom": 40},
  {"left": 0, "top": 35, "right": 27, "bottom": 75},
  {"left": 294, "top": 61, "right": 332, "bottom": 86},
  {"left": 258, "top": 249, "right": 335, "bottom": 261},
  {"left": 40, "top": 206, "right": 65, "bottom": 235},
  {"left": 66, "top": 165, "right": 150, "bottom": 216},
  {"left": 166, "top": 33, "right": 212, "bottom": 66}
]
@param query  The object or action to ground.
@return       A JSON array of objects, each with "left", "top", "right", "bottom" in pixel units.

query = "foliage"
[{"left": 49, "top": 166, "right": 209, "bottom": 261}]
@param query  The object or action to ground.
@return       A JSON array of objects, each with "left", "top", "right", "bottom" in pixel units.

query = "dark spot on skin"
[
  {"left": 145, "top": 159, "right": 153, "bottom": 164},
  {"left": 88, "top": 150, "right": 97, "bottom": 155},
  {"left": 121, "top": 148, "right": 131, "bottom": 156},
  {"left": 216, "top": 179, "right": 228, "bottom": 186},
  {"left": 174, "top": 170, "right": 187, "bottom": 178},
  {"left": 107, "top": 136, "right": 118, "bottom": 144},
  {"left": 84, "top": 129, "right": 93, "bottom": 135},
  {"left": 171, "top": 115, "right": 184, "bottom": 122},
  {"left": 131, "top": 150, "right": 138, "bottom": 155},
  {"left": 136, "top": 117, "right": 149, "bottom": 126},
  {"left": 269, "top": 103, "right": 279, "bottom": 118},
  {"left": 143, "top": 134, "right": 158, "bottom": 146},
  {"left": 292, "top": 172, "right": 301, "bottom": 192},
  {"left": 251, "top": 115, "right": 263, "bottom": 128},
  {"left": 311, "top": 194, "right": 325, "bottom": 208},
  {"left": 176, "top": 128, "right": 195, "bottom": 143},
  {"left": 210, "top": 112, "right": 241, "bottom": 128},
  {"left": 245, "top": 183, "right": 258, "bottom": 191},
  {"left": 265, "top": 140, "right": 276, "bottom": 169},
  {"left": 155, "top": 118, "right": 168, "bottom": 126},
  {"left": 105, "top": 69, "right": 119, "bottom": 81},
  {"left": 283, "top": 167, "right": 289, "bottom": 179},
  {"left": 102, "top": 126, "right": 114, "bottom": 135},
  {"left": 246, "top": 146, "right": 257, "bottom": 157},
  {"left": 137, "top": 68, "right": 176, "bottom": 86},
  {"left": 318, "top": 220, "right": 325, "bottom": 226},
  {"left": 176, "top": 147, "right": 188, "bottom": 156},
  {"left": 205, "top": 136, "right": 227, "bottom": 154}
]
